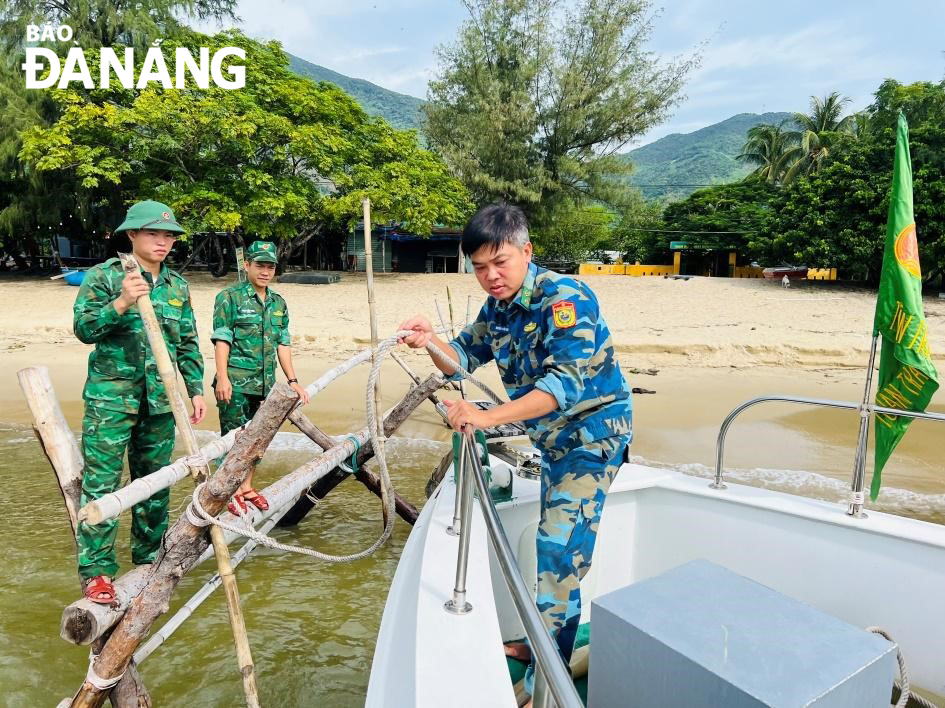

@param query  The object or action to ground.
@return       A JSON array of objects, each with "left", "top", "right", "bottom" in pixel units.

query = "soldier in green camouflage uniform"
[
  {"left": 400, "top": 204, "right": 632, "bottom": 702},
  {"left": 211, "top": 240, "right": 308, "bottom": 512},
  {"left": 74, "top": 200, "right": 206, "bottom": 601}
]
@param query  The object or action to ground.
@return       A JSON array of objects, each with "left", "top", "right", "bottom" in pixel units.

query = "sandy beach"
[
  {"left": 4, "top": 271, "right": 944, "bottom": 400},
  {"left": 3, "top": 271, "right": 944, "bottom": 499}
]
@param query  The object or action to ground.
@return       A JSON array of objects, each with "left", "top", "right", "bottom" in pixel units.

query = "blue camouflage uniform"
[{"left": 448, "top": 261, "right": 632, "bottom": 688}]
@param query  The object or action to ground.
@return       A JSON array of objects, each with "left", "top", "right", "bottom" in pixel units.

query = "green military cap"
[
  {"left": 114, "top": 200, "right": 186, "bottom": 235},
  {"left": 246, "top": 240, "right": 278, "bottom": 263}
]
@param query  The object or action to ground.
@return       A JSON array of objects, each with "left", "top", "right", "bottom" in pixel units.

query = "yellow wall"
[
  {"left": 733, "top": 266, "right": 765, "bottom": 278},
  {"left": 578, "top": 263, "right": 625, "bottom": 275},
  {"left": 625, "top": 265, "right": 676, "bottom": 277},
  {"left": 807, "top": 268, "right": 838, "bottom": 280}
]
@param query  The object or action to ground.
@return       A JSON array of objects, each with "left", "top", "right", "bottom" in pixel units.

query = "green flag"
[{"left": 870, "top": 112, "right": 939, "bottom": 500}]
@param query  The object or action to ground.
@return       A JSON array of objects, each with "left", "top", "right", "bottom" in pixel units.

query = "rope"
[
  {"left": 866, "top": 627, "right": 914, "bottom": 708},
  {"left": 182, "top": 331, "right": 505, "bottom": 564},
  {"left": 85, "top": 652, "right": 124, "bottom": 690}
]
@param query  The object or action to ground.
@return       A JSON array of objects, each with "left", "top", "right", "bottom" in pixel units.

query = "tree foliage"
[
  {"left": 17, "top": 31, "right": 471, "bottom": 258},
  {"left": 759, "top": 80, "right": 945, "bottom": 282},
  {"left": 424, "top": 0, "right": 696, "bottom": 225}
]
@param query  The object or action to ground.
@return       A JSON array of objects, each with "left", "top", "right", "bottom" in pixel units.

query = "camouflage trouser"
[
  {"left": 76, "top": 401, "right": 175, "bottom": 580},
  {"left": 525, "top": 434, "right": 630, "bottom": 694},
  {"left": 216, "top": 390, "right": 264, "bottom": 436}
]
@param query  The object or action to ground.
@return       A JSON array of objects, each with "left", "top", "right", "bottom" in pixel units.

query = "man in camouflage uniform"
[
  {"left": 399, "top": 203, "right": 632, "bottom": 701},
  {"left": 74, "top": 200, "right": 206, "bottom": 602},
  {"left": 211, "top": 240, "right": 309, "bottom": 512}
]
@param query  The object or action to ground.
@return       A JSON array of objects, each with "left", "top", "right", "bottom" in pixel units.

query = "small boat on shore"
[{"left": 763, "top": 263, "right": 809, "bottom": 280}]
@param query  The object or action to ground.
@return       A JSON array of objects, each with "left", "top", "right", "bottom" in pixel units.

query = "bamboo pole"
[
  {"left": 133, "top": 504, "right": 290, "bottom": 665},
  {"left": 80, "top": 347, "right": 375, "bottom": 526},
  {"left": 113, "top": 253, "right": 259, "bottom": 708},
  {"left": 446, "top": 286, "right": 465, "bottom": 399},
  {"left": 362, "top": 199, "right": 392, "bottom": 529},
  {"left": 17, "top": 367, "right": 152, "bottom": 705},
  {"left": 79, "top": 429, "right": 240, "bottom": 525},
  {"left": 61, "top": 377, "right": 440, "bottom": 651},
  {"left": 68, "top": 384, "right": 299, "bottom": 707}
]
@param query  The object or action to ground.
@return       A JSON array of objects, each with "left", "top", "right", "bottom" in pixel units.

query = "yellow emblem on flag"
[
  {"left": 552, "top": 301, "right": 576, "bottom": 328},
  {"left": 168, "top": 298, "right": 183, "bottom": 307},
  {"left": 894, "top": 223, "right": 921, "bottom": 278},
  {"left": 524, "top": 322, "right": 537, "bottom": 333}
]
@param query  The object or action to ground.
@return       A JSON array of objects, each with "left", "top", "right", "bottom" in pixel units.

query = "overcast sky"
[{"left": 205, "top": 0, "right": 945, "bottom": 148}]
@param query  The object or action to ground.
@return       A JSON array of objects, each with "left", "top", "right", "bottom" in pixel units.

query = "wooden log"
[
  {"left": 17, "top": 367, "right": 152, "bottom": 705},
  {"left": 69, "top": 384, "right": 299, "bottom": 708},
  {"left": 17, "top": 366, "right": 83, "bottom": 536},
  {"left": 116, "top": 253, "right": 260, "bottom": 708},
  {"left": 282, "top": 411, "right": 419, "bottom": 526}
]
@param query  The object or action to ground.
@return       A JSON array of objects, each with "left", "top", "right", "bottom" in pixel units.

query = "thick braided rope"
[
  {"left": 184, "top": 331, "right": 505, "bottom": 563},
  {"left": 867, "top": 627, "right": 912, "bottom": 708}
]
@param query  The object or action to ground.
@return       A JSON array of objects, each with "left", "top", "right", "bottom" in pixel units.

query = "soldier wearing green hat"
[
  {"left": 74, "top": 200, "right": 206, "bottom": 604},
  {"left": 211, "top": 240, "right": 309, "bottom": 514}
]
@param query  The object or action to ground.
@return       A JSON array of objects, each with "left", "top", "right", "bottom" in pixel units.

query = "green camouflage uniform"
[
  {"left": 211, "top": 280, "right": 291, "bottom": 434},
  {"left": 74, "top": 258, "right": 204, "bottom": 579}
]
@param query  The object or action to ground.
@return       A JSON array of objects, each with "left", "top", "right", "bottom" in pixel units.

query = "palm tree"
[
  {"left": 783, "top": 92, "right": 855, "bottom": 182},
  {"left": 736, "top": 120, "right": 801, "bottom": 185}
]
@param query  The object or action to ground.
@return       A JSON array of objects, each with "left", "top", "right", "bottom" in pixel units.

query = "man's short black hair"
[{"left": 461, "top": 203, "right": 529, "bottom": 257}]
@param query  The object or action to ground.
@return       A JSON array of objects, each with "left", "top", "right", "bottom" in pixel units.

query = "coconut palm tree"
[
  {"left": 736, "top": 120, "right": 801, "bottom": 185},
  {"left": 783, "top": 92, "right": 855, "bottom": 182}
]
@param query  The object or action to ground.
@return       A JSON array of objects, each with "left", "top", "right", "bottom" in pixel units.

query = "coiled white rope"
[
  {"left": 184, "top": 331, "right": 502, "bottom": 563},
  {"left": 866, "top": 627, "right": 917, "bottom": 708}
]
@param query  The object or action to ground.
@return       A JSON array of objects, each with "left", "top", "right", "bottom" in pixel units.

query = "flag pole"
[{"left": 847, "top": 333, "right": 879, "bottom": 517}]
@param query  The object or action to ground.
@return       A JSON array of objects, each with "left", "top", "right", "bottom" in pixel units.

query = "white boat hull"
[{"left": 368, "top": 462, "right": 945, "bottom": 706}]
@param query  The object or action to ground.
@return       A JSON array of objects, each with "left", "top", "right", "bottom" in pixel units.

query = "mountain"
[
  {"left": 287, "top": 53, "right": 425, "bottom": 133},
  {"left": 620, "top": 112, "right": 793, "bottom": 201}
]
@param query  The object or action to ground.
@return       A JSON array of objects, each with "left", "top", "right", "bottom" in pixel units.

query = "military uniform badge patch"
[
  {"left": 552, "top": 301, "right": 576, "bottom": 328},
  {"left": 523, "top": 322, "right": 537, "bottom": 333}
]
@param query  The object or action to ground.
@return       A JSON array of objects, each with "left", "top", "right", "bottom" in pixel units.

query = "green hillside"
[
  {"left": 287, "top": 53, "right": 425, "bottom": 133},
  {"left": 621, "top": 112, "right": 793, "bottom": 201}
]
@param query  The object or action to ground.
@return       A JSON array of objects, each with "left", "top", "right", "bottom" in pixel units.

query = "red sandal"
[
  {"left": 243, "top": 489, "right": 269, "bottom": 511},
  {"left": 83, "top": 575, "right": 116, "bottom": 605},
  {"left": 227, "top": 494, "right": 247, "bottom": 516}
]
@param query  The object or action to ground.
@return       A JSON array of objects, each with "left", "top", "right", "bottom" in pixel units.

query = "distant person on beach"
[
  {"left": 398, "top": 203, "right": 633, "bottom": 704},
  {"left": 211, "top": 240, "right": 310, "bottom": 515},
  {"left": 73, "top": 200, "right": 206, "bottom": 604}
]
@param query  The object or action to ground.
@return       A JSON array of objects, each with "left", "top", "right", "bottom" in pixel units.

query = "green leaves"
[
  {"left": 425, "top": 0, "right": 696, "bottom": 226},
  {"left": 17, "top": 30, "right": 471, "bottom": 246}
]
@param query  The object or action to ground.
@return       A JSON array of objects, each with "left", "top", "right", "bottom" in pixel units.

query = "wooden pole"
[
  {"left": 114, "top": 253, "right": 260, "bottom": 708},
  {"left": 389, "top": 351, "right": 449, "bottom": 420},
  {"left": 285, "top": 410, "right": 419, "bottom": 524},
  {"left": 82, "top": 347, "right": 376, "bottom": 526},
  {"left": 361, "top": 199, "right": 392, "bottom": 529},
  {"left": 17, "top": 366, "right": 83, "bottom": 537},
  {"left": 17, "top": 367, "right": 152, "bottom": 706},
  {"left": 61, "top": 377, "right": 438, "bottom": 658},
  {"left": 68, "top": 384, "right": 299, "bottom": 708}
]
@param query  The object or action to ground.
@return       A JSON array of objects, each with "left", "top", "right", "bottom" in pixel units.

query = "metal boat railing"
[
  {"left": 445, "top": 429, "right": 582, "bottom": 708},
  {"left": 711, "top": 395, "right": 945, "bottom": 515}
]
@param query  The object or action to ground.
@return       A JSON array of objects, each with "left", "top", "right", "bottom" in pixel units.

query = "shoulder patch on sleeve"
[{"left": 551, "top": 301, "right": 576, "bottom": 328}]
